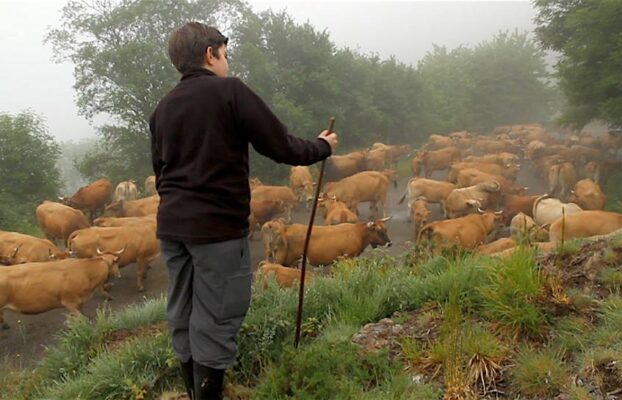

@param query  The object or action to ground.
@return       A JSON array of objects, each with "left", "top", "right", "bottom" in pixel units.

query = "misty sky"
[{"left": 0, "top": 0, "right": 537, "bottom": 142}]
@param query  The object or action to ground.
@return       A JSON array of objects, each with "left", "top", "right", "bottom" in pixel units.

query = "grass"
[
  {"left": 511, "top": 347, "right": 569, "bottom": 398},
  {"left": 7, "top": 236, "right": 622, "bottom": 399}
]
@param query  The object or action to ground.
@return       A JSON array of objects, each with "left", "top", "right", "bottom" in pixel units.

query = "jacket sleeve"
[
  {"left": 231, "top": 78, "right": 332, "bottom": 166},
  {"left": 148, "top": 111, "right": 164, "bottom": 186}
]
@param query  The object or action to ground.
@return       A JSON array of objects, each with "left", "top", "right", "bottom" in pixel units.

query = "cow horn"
[
  {"left": 477, "top": 207, "right": 485, "bottom": 214},
  {"left": 494, "top": 210, "right": 504, "bottom": 215},
  {"left": 96, "top": 247, "right": 104, "bottom": 255},
  {"left": 11, "top": 243, "right": 22, "bottom": 258},
  {"left": 523, "top": 187, "right": 529, "bottom": 191},
  {"left": 379, "top": 216, "right": 392, "bottom": 222},
  {"left": 114, "top": 246, "right": 126, "bottom": 255}
]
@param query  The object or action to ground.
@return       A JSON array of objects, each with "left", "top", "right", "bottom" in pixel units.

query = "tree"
[
  {"left": 0, "top": 111, "right": 61, "bottom": 232},
  {"left": 534, "top": 0, "right": 622, "bottom": 129},
  {"left": 46, "top": 0, "right": 247, "bottom": 183}
]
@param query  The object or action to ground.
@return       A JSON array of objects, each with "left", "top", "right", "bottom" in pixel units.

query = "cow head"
[
  {"left": 411, "top": 198, "right": 431, "bottom": 229},
  {"left": 97, "top": 247, "right": 125, "bottom": 278},
  {"left": 382, "top": 169, "right": 399, "bottom": 189},
  {"left": 0, "top": 244, "right": 27, "bottom": 266},
  {"left": 411, "top": 157, "right": 422, "bottom": 177},
  {"left": 366, "top": 217, "right": 392, "bottom": 248}
]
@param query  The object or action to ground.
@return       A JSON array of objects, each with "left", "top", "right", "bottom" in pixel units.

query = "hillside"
[{"left": 3, "top": 236, "right": 622, "bottom": 399}]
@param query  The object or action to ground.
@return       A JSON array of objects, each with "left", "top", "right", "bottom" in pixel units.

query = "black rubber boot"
[
  {"left": 180, "top": 359, "right": 194, "bottom": 399},
  {"left": 193, "top": 361, "right": 225, "bottom": 400}
]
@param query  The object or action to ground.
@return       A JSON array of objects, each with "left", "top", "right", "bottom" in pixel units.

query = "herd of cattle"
[{"left": 2, "top": 123, "right": 622, "bottom": 329}]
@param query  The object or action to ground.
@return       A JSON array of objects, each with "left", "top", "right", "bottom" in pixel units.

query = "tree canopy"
[
  {"left": 0, "top": 111, "right": 61, "bottom": 232},
  {"left": 47, "top": 0, "right": 557, "bottom": 183},
  {"left": 534, "top": 0, "right": 622, "bottom": 129}
]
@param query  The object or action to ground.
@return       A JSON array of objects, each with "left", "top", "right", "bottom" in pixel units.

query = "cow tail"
[{"left": 417, "top": 224, "right": 433, "bottom": 244}]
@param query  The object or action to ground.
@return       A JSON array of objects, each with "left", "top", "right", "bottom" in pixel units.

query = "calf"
[
  {"left": 0, "top": 249, "right": 123, "bottom": 329},
  {"left": 257, "top": 261, "right": 314, "bottom": 289},
  {"left": 409, "top": 197, "right": 431, "bottom": 238},
  {"left": 318, "top": 195, "right": 359, "bottom": 225}
]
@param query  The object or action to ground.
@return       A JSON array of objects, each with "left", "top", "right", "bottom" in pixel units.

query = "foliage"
[
  {"left": 56, "top": 138, "right": 97, "bottom": 194},
  {"left": 418, "top": 31, "right": 556, "bottom": 133},
  {"left": 0, "top": 111, "right": 61, "bottom": 233},
  {"left": 534, "top": 0, "right": 622, "bottom": 129},
  {"left": 47, "top": 0, "right": 557, "bottom": 184}
]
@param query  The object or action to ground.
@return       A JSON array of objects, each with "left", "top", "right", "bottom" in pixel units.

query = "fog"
[{"left": 0, "top": 0, "right": 536, "bottom": 142}]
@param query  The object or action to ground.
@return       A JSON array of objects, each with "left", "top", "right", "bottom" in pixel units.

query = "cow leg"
[
  {"left": 136, "top": 259, "right": 147, "bottom": 292},
  {"left": 61, "top": 299, "right": 84, "bottom": 317},
  {"left": 101, "top": 284, "right": 114, "bottom": 301}
]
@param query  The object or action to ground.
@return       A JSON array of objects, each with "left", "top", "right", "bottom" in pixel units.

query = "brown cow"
[
  {"left": 409, "top": 197, "right": 431, "bottom": 238},
  {"left": 36, "top": 201, "right": 91, "bottom": 247},
  {"left": 471, "top": 139, "right": 517, "bottom": 155},
  {"left": 478, "top": 237, "right": 516, "bottom": 255},
  {"left": 103, "top": 195, "right": 160, "bottom": 218},
  {"left": 257, "top": 261, "right": 314, "bottom": 289},
  {"left": 365, "top": 147, "right": 388, "bottom": 171},
  {"left": 325, "top": 170, "right": 396, "bottom": 218},
  {"left": 271, "top": 218, "right": 392, "bottom": 267},
  {"left": 444, "top": 181, "right": 502, "bottom": 219},
  {"left": 60, "top": 178, "right": 113, "bottom": 220},
  {"left": 425, "top": 134, "right": 454, "bottom": 150},
  {"left": 114, "top": 181, "right": 139, "bottom": 202},
  {"left": 0, "top": 231, "right": 69, "bottom": 263},
  {"left": 549, "top": 211, "right": 622, "bottom": 243},
  {"left": 289, "top": 166, "right": 315, "bottom": 207},
  {"left": 417, "top": 147, "right": 461, "bottom": 178},
  {"left": 144, "top": 175, "right": 157, "bottom": 196},
  {"left": 260, "top": 218, "right": 287, "bottom": 262},
  {"left": 464, "top": 152, "right": 519, "bottom": 167},
  {"left": 0, "top": 249, "right": 123, "bottom": 329},
  {"left": 568, "top": 179, "right": 606, "bottom": 211},
  {"left": 448, "top": 161, "right": 519, "bottom": 183},
  {"left": 398, "top": 178, "right": 456, "bottom": 217},
  {"left": 548, "top": 162, "right": 576, "bottom": 200},
  {"left": 249, "top": 199, "right": 287, "bottom": 239},
  {"left": 251, "top": 186, "right": 298, "bottom": 222},
  {"left": 325, "top": 151, "right": 368, "bottom": 181},
  {"left": 68, "top": 225, "right": 159, "bottom": 291},
  {"left": 456, "top": 168, "right": 526, "bottom": 197},
  {"left": 318, "top": 195, "right": 359, "bottom": 225},
  {"left": 418, "top": 210, "right": 503, "bottom": 250},
  {"left": 502, "top": 195, "right": 540, "bottom": 224}
]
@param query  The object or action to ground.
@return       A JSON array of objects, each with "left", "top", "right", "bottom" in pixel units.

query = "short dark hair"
[{"left": 168, "top": 22, "right": 229, "bottom": 74}]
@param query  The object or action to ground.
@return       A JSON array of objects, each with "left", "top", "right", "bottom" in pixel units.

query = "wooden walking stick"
[{"left": 294, "top": 117, "right": 335, "bottom": 348}]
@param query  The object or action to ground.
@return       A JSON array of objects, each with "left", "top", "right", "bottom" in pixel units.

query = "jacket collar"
[{"left": 181, "top": 67, "right": 216, "bottom": 81}]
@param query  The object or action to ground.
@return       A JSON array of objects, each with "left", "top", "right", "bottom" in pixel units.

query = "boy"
[{"left": 149, "top": 22, "right": 337, "bottom": 400}]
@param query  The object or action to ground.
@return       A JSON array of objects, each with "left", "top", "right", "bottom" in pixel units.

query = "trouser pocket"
[{"left": 219, "top": 271, "right": 252, "bottom": 322}]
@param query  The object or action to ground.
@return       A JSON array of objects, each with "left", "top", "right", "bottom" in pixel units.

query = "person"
[{"left": 149, "top": 22, "right": 338, "bottom": 400}]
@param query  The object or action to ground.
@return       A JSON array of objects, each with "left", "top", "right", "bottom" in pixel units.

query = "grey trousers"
[{"left": 160, "top": 237, "right": 252, "bottom": 369}]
